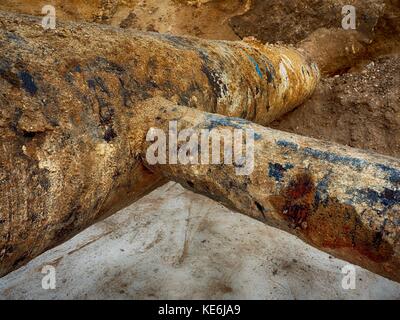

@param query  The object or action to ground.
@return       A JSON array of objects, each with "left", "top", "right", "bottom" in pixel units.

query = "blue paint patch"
[
  {"left": 6, "top": 31, "right": 26, "bottom": 44},
  {"left": 87, "top": 79, "right": 96, "bottom": 90},
  {"left": 302, "top": 147, "right": 367, "bottom": 170},
  {"left": 276, "top": 140, "right": 299, "bottom": 151},
  {"left": 268, "top": 163, "right": 294, "bottom": 182},
  {"left": 375, "top": 164, "right": 400, "bottom": 185},
  {"left": 19, "top": 71, "right": 37, "bottom": 95},
  {"left": 204, "top": 115, "right": 261, "bottom": 141},
  {"left": 72, "top": 65, "right": 82, "bottom": 73},
  {"left": 351, "top": 187, "right": 400, "bottom": 208},
  {"left": 205, "top": 114, "right": 251, "bottom": 130},
  {"left": 247, "top": 55, "right": 263, "bottom": 79},
  {"left": 315, "top": 173, "right": 331, "bottom": 207}
]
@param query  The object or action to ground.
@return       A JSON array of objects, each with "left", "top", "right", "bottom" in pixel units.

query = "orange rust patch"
[
  {"left": 269, "top": 171, "right": 315, "bottom": 229},
  {"left": 307, "top": 200, "right": 394, "bottom": 263},
  {"left": 269, "top": 171, "right": 394, "bottom": 263}
]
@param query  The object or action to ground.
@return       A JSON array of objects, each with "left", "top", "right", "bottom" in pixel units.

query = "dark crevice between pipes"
[{"left": 255, "top": 201, "right": 267, "bottom": 220}]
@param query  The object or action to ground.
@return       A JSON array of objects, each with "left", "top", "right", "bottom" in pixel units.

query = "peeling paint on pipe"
[
  {"left": 141, "top": 99, "right": 400, "bottom": 283},
  {"left": 0, "top": 11, "right": 320, "bottom": 277}
]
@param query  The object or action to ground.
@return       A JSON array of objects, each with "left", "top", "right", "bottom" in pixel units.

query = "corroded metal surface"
[
  {"left": 0, "top": 11, "right": 318, "bottom": 276},
  {"left": 2, "top": 10, "right": 399, "bottom": 284},
  {"left": 142, "top": 100, "right": 400, "bottom": 283}
]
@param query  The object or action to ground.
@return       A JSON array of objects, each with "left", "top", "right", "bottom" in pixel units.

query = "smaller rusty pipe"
[{"left": 141, "top": 98, "right": 400, "bottom": 283}]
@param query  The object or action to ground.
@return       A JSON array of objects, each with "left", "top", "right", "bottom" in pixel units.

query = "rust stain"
[
  {"left": 269, "top": 172, "right": 394, "bottom": 263},
  {"left": 269, "top": 172, "right": 315, "bottom": 229}
]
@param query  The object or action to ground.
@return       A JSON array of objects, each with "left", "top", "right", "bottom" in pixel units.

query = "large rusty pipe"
[
  {"left": 141, "top": 99, "right": 400, "bottom": 283},
  {"left": 0, "top": 11, "right": 319, "bottom": 276}
]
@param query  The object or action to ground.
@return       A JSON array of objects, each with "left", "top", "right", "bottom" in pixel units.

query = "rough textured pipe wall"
[
  {"left": 0, "top": 12, "right": 318, "bottom": 276},
  {"left": 141, "top": 99, "right": 400, "bottom": 283}
]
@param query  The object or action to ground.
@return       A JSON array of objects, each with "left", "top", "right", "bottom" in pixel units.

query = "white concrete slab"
[{"left": 1, "top": 182, "right": 399, "bottom": 300}]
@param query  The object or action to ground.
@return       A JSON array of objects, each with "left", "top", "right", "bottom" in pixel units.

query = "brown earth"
[
  {"left": 229, "top": 0, "right": 386, "bottom": 44},
  {"left": 1, "top": 0, "right": 399, "bottom": 157},
  {"left": 271, "top": 54, "right": 400, "bottom": 158}
]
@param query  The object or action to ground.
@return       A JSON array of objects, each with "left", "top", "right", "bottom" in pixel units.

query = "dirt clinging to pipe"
[{"left": 0, "top": 0, "right": 399, "bottom": 158}]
